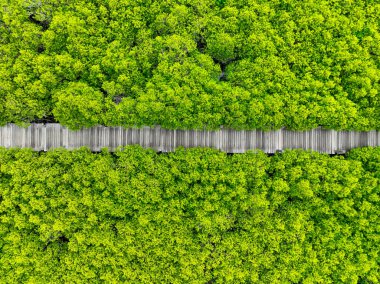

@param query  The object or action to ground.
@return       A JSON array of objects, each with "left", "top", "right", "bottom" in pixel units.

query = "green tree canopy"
[
  {"left": 0, "top": 146, "right": 378, "bottom": 283},
  {"left": 0, "top": 0, "right": 379, "bottom": 130}
]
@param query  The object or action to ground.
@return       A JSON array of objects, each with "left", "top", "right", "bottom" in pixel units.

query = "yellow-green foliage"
[
  {"left": 0, "top": 146, "right": 379, "bottom": 283},
  {"left": 0, "top": 0, "right": 379, "bottom": 130}
]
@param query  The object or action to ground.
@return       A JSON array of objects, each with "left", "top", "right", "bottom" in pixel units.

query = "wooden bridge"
[{"left": 0, "top": 124, "right": 379, "bottom": 153}]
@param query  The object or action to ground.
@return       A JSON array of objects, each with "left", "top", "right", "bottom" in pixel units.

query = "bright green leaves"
[
  {"left": 1, "top": 0, "right": 380, "bottom": 130},
  {"left": 101, "top": 41, "right": 144, "bottom": 95},
  {"left": 52, "top": 82, "right": 104, "bottom": 129},
  {"left": 145, "top": 51, "right": 221, "bottom": 128},
  {"left": 1, "top": 49, "right": 50, "bottom": 124},
  {"left": 156, "top": 34, "right": 197, "bottom": 63},
  {"left": 0, "top": 146, "right": 379, "bottom": 283},
  {"left": 207, "top": 33, "right": 236, "bottom": 63}
]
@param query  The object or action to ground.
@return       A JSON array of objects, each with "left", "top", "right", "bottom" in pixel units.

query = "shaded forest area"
[
  {"left": 0, "top": 0, "right": 379, "bottom": 130},
  {"left": 0, "top": 146, "right": 379, "bottom": 283}
]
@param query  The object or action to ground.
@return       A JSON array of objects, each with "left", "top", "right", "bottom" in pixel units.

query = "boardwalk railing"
[{"left": 0, "top": 124, "right": 379, "bottom": 153}]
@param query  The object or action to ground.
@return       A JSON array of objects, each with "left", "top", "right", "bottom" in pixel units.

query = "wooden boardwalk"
[{"left": 0, "top": 124, "right": 379, "bottom": 153}]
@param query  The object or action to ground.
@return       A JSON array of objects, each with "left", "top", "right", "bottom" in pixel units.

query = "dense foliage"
[
  {"left": 0, "top": 146, "right": 379, "bottom": 283},
  {"left": 1, "top": 0, "right": 380, "bottom": 130}
]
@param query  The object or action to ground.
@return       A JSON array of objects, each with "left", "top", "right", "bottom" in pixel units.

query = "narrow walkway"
[{"left": 0, "top": 124, "right": 379, "bottom": 153}]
